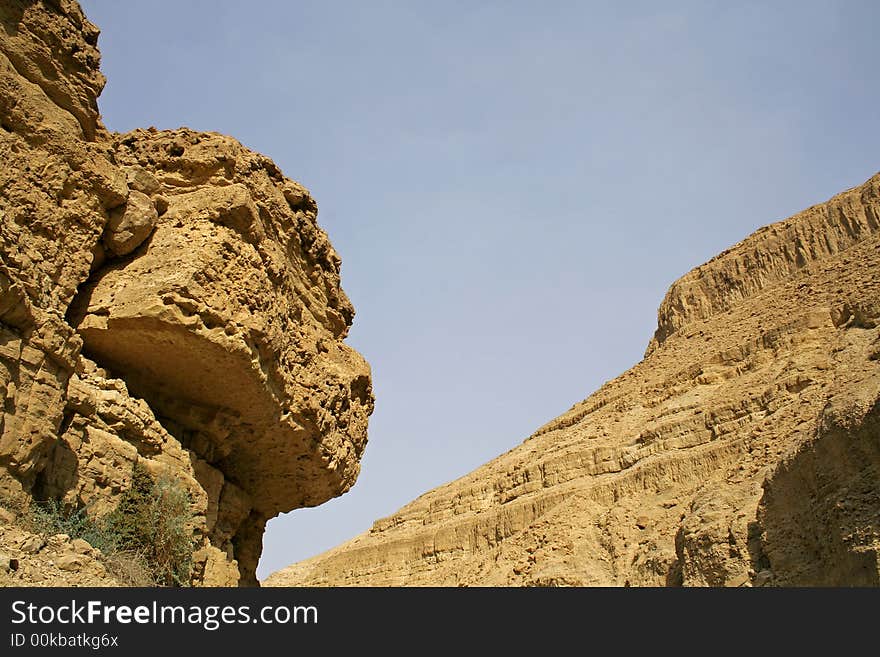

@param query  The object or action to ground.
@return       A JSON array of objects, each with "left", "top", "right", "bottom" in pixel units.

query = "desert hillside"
[{"left": 268, "top": 173, "right": 880, "bottom": 587}]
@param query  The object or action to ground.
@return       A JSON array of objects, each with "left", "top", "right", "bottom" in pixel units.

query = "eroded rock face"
[
  {"left": 0, "top": 0, "right": 372, "bottom": 586},
  {"left": 0, "top": 0, "right": 123, "bottom": 498},
  {"left": 648, "top": 179, "right": 880, "bottom": 354},
  {"left": 267, "top": 174, "right": 880, "bottom": 587},
  {"left": 69, "top": 128, "right": 373, "bottom": 583}
]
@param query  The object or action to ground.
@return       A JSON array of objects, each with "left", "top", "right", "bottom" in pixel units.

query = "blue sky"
[{"left": 80, "top": 0, "right": 880, "bottom": 580}]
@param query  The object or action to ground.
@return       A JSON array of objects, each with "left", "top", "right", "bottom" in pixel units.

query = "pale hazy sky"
[{"left": 80, "top": 0, "right": 880, "bottom": 580}]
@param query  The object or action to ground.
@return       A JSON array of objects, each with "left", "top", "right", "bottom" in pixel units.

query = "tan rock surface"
[
  {"left": 267, "top": 173, "right": 880, "bottom": 587},
  {"left": 69, "top": 128, "right": 373, "bottom": 583},
  {"left": 0, "top": 503, "right": 120, "bottom": 586},
  {"left": 0, "top": 0, "right": 372, "bottom": 586}
]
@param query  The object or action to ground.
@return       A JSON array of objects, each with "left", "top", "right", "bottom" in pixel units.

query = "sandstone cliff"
[
  {"left": 0, "top": 0, "right": 372, "bottom": 586},
  {"left": 267, "top": 174, "right": 880, "bottom": 587}
]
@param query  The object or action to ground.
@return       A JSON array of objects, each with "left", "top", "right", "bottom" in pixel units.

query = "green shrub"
[
  {"left": 4, "top": 460, "right": 196, "bottom": 587},
  {"left": 102, "top": 460, "right": 155, "bottom": 551},
  {"left": 103, "top": 462, "right": 195, "bottom": 586},
  {"left": 28, "top": 499, "right": 116, "bottom": 554}
]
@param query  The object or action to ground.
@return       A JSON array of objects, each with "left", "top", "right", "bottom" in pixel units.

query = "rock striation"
[
  {"left": 268, "top": 174, "right": 880, "bottom": 587},
  {"left": 0, "top": 0, "right": 372, "bottom": 586}
]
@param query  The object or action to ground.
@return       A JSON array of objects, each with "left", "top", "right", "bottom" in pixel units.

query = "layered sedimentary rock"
[
  {"left": 0, "top": 0, "right": 372, "bottom": 586},
  {"left": 268, "top": 174, "right": 880, "bottom": 587}
]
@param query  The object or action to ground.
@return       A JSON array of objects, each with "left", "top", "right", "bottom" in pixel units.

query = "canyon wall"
[
  {"left": 0, "top": 0, "right": 372, "bottom": 586},
  {"left": 268, "top": 174, "right": 880, "bottom": 587}
]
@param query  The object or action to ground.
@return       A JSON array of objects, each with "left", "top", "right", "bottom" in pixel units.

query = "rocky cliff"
[
  {"left": 267, "top": 173, "right": 880, "bottom": 587},
  {"left": 0, "top": 0, "right": 372, "bottom": 586}
]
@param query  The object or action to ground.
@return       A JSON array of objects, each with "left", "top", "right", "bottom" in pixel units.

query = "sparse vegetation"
[
  {"left": 1, "top": 461, "right": 196, "bottom": 586},
  {"left": 104, "top": 462, "right": 195, "bottom": 586},
  {"left": 27, "top": 499, "right": 116, "bottom": 554}
]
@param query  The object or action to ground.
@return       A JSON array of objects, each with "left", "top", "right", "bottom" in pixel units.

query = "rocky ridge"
[
  {"left": 268, "top": 174, "right": 880, "bottom": 587},
  {"left": 0, "top": 0, "right": 372, "bottom": 586}
]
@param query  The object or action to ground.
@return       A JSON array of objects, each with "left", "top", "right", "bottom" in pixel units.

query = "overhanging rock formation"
[
  {"left": 267, "top": 173, "right": 880, "bottom": 587},
  {"left": 0, "top": 0, "right": 372, "bottom": 586}
]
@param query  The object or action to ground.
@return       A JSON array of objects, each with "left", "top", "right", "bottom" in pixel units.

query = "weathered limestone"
[{"left": 0, "top": 0, "right": 372, "bottom": 586}]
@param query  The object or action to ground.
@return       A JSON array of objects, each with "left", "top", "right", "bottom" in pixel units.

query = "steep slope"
[
  {"left": 0, "top": 0, "right": 372, "bottom": 586},
  {"left": 268, "top": 173, "right": 880, "bottom": 587}
]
